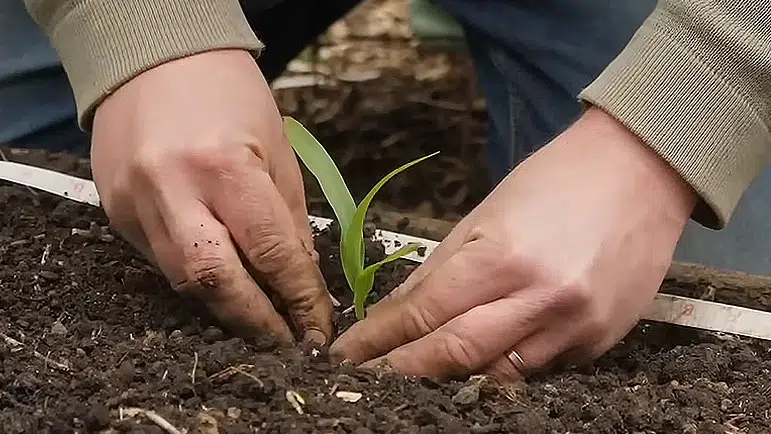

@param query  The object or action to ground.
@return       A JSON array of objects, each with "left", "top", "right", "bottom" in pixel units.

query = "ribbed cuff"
[
  {"left": 579, "top": 8, "right": 769, "bottom": 229},
  {"left": 33, "top": 0, "right": 264, "bottom": 130}
]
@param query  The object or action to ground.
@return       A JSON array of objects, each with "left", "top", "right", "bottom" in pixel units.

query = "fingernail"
[{"left": 302, "top": 328, "right": 327, "bottom": 347}]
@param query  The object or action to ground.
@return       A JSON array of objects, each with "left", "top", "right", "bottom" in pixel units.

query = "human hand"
[
  {"left": 330, "top": 107, "right": 697, "bottom": 380},
  {"left": 90, "top": 49, "right": 332, "bottom": 345}
]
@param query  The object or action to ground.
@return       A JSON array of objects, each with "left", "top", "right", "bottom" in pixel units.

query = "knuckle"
[
  {"left": 493, "top": 245, "right": 536, "bottom": 285},
  {"left": 180, "top": 145, "right": 253, "bottom": 176},
  {"left": 129, "top": 144, "right": 256, "bottom": 184},
  {"left": 582, "top": 304, "right": 613, "bottom": 338},
  {"left": 437, "top": 331, "right": 479, "bottom": 374},
  {"left": 286, "top": 269, "right": 327, "bottom": 312},
  {"left": 466, "top": 229, "right": 531, "bottom": 280},
  {"left": 128, "top": 147, "right": 168, "bottom": 182},
  {"left": 181, "top": 146, "right": 231, "bottom": 173},
  {"left": 402, "top": 301, "right": 440, "bottom": 340},
  {"left": 497, "top": 247, "right": 529, "bottom": 277},
  {"left": 175, "top": 254, "right": 231, "bottom": 298},
  {"left": 553, "top": 278, "right": 595, "bottom": 312},
  {"left": 549, "top": 279, "right": 611, "bottom": 338},
  {"left": 248, "top": 232, "right": 298, "bottom": 276}
]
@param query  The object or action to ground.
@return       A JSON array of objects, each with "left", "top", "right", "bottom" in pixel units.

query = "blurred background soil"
[{"left": 272, "top": 0, "right": 492, "bottom": 234}]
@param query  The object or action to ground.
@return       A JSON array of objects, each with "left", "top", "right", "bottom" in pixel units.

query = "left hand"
[{"left": 329, "top": 107, "right": 697, "bottom": 381}]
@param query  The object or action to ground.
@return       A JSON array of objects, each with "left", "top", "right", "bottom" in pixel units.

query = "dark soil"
[
  {"left": 1, "top": 149, "right": 771, "bottom": 434},
  {"left": 274, "top": 59, "right": 492, "bottom": 222}
]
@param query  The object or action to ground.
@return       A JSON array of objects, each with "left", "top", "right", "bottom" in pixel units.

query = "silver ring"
[{"left": 506, "top": 348, "right": 528, "bottom": 376}]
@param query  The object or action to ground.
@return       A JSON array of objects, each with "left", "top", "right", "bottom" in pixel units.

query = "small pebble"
[
  {"left": 452, "top": 383, "right": 480, "bottom": 405},
  {"left": 720, "top": 398, "right": 733, "bottom": 412},
  {"left": 169, "top": 329, "right": 184, "bottom": 340},
  {"left": 50, "top": 321, "right": 67, "bottom": 336},
  {"left": 227, "top": 407, "right": 242, "bottom": 419},
  {"left": 196, "top": 412, "right": 219, "bottom": 434},
  {"left": 202, "top": 326, "right": 225, "bottom": 342}
]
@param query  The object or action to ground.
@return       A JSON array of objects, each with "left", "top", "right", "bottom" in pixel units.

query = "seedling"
[{"left": 283, "top": 116, "right": 437, "bottom": 320}]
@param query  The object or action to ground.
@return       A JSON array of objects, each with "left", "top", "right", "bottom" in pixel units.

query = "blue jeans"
[
  {"left": 0, "top": 0, "right": 89, "bottom": 154},
  {"left": 441, "top": 0, "right": 657, "bottom": 180},
  {"left": 4, "top": 0, "right": 771, "bottom": 276}
]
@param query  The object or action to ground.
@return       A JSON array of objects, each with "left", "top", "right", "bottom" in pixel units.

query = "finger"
[
  {"left": 210, "top": 157, "right": 333, "bottom": 345},
  {"left": 137, "top": 193, "right": 295, "bottom": 342},
  {"left": 98, "top": 181, "right": 159, "bottom": 265},
  {"left": 268, "top": 136, "right": 316, "bottom": 256},
  {"left": 243, "top": 109, "right": 315, "bottom": 259},
  {"left": 108, "top": 206, "right": 157, "bottom": 264},
  {"left": 331, "top": 241, "right": 531, "bottom": 364},
  {"left": 482, "top": 326, "right": 575, "bottom": 383},
  {"left": 359, "top": 288, "right": 553, "bottom": 379}
]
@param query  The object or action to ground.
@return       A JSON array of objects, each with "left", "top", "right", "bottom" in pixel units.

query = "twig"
[
  {"left": 191, "top": 351, "right": 199, "bottom": 384},
  {"left": 230, "top": 366, "right": 265, "bottom": 388},
  {"left": 40, "top": 243, "right": 51, "bottom": 265},
  {"left": 208, "top": 364, "right": 264, "bottom": 388},
  {"left": 0, "top": 331, "right": 69, "bottom": 372},
  {"left": 122, "top": 407, "right": 183, "bottom": 434},
  {"left": 393, "top": 403, "right": 409, "bottom": 412}
]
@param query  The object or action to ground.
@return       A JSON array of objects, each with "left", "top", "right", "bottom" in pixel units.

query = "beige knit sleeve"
[
  {"left": 23, "top": 0, "right": 265, "bottom": 131},
  {"left": 579, "top": 1, "right": 771, "bottom": 229}
]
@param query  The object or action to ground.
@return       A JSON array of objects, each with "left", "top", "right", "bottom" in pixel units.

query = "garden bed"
[{"left": 1, "top": 150, "right": 770, "bottom": 433}]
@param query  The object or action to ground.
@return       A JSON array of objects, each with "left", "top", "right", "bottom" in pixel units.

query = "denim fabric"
[
  {"left": 438, "top": 0, "right": 657, "bottom": 181},
  {"left": 0, "top": 0, "right": 87, "bottom": 154},
  {"left": 674, "top": 167, "right": 771, "bottom": 276}
]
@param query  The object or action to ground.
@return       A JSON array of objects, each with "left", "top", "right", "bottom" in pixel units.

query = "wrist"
[{"left": 562, "top": 107, "right": 698, "bottom": 224}]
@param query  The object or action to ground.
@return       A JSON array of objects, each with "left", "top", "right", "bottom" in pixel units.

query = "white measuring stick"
[
  {"left": 0, "top": 161, "right": 100, "bottom": 207},
  {"left": 3, "top": 161, "right": 771, "bottom": 341}
]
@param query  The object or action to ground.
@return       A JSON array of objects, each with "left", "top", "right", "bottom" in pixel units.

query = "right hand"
[{"left": 89, "top": 49, "right": 332, "bottom": 346}]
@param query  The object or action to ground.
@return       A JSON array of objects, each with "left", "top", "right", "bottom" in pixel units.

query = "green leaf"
[
  {"left": 342, "top": 151, "right": 439, "bottom": 284},
  {"left": 353, "top": 242, "right": 423, "bottom": 319},
  {"left": 284, "top": 114, "right": 439, "bottom": 319},
  {"left": 283, "top": 117, "right": 356, "bottom": 231},
  {"left": 283, "top": 116, "right": 358, "bottom": 288}
]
